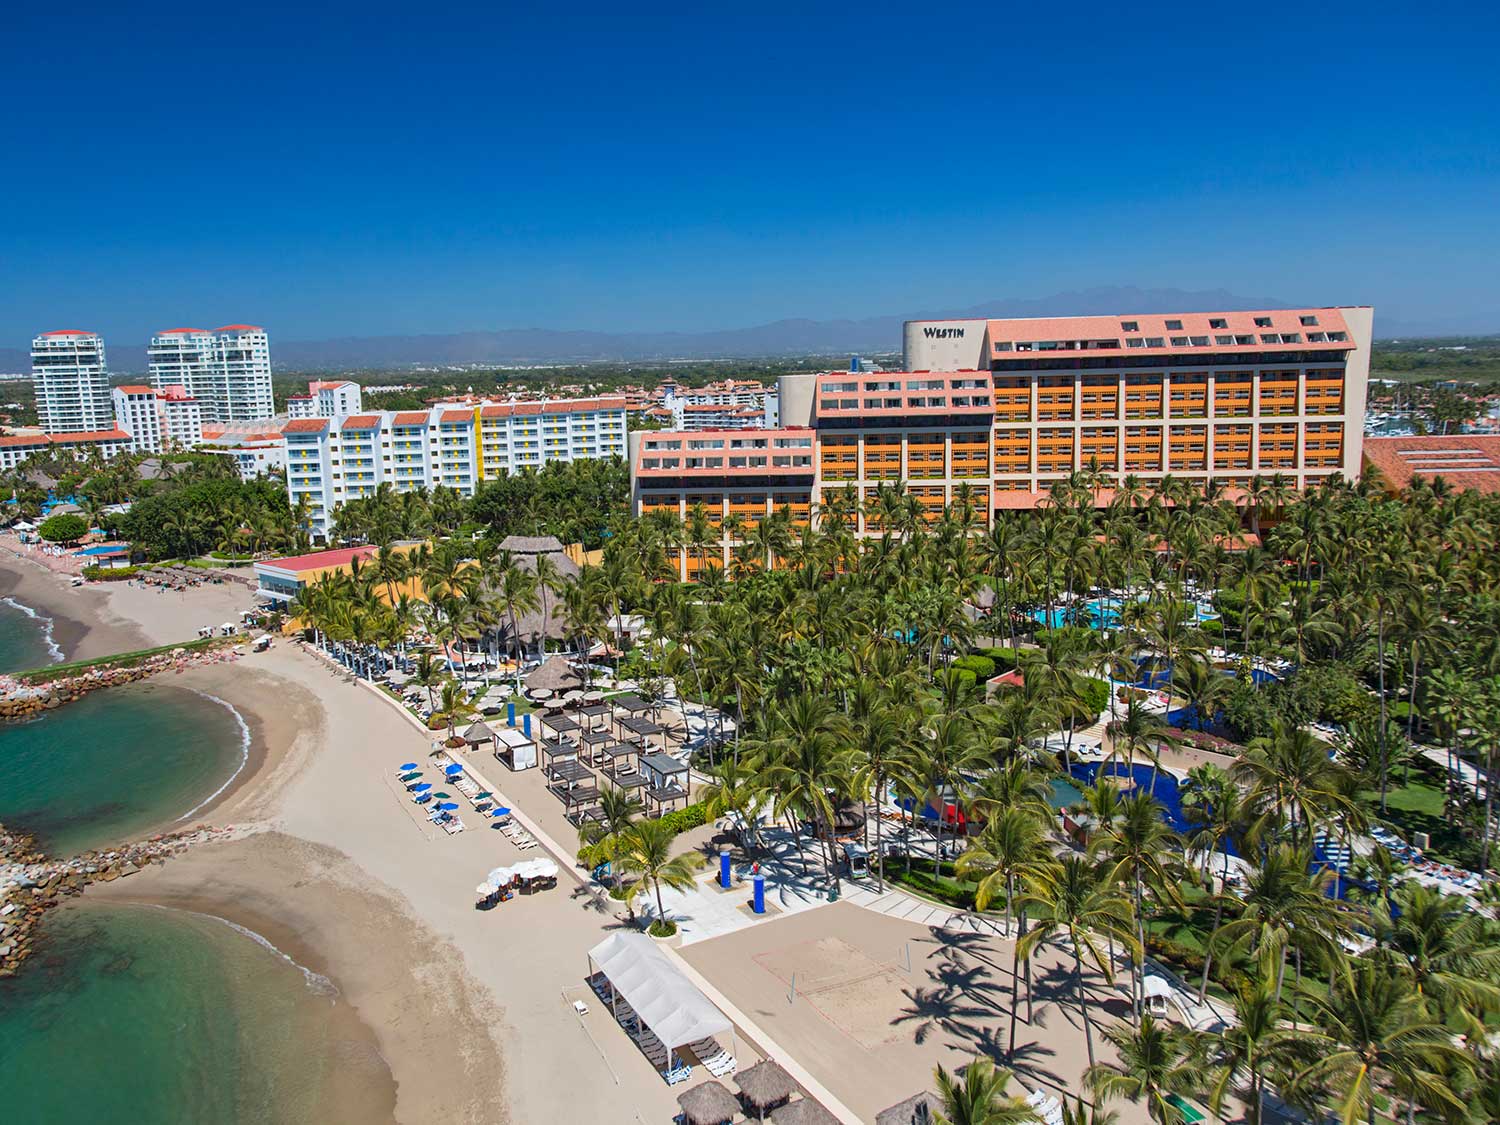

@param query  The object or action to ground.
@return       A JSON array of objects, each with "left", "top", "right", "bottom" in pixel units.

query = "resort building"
[
  {"left": 630, "top": 306, "right": 1374, "bottom": 576},
  {"left": 283, "top": 396, "right": 627, "bottom": 537},
  {"left": 111, "top": 384, "right": 204, "bottom": 453},
  {"left": 1362, "top": 434, "right": 1500, "bottom": 495},
  {"left": 252, "top": 544, "right": 384, "bottom": 603},
  {"left": 198, "top": 425, "right": 287, "bottom": 480},
  {"left": 287, "top": 380, "right": 363, "bottom": 420},
  {"left": 30, "top": 331, "right": 113, "bottom": 434},
  {"left": 664, "top": 380, "right": 777, "bottom": 430},
  {"left": 148, "top": 325, "right": 274, "bottom": 422},
  {"left": 0, "top": 429, "right": 134, "bottom": 471}
]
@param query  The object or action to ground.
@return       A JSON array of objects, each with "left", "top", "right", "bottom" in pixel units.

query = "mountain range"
[{"left": 1, "top": 286, "right": 1468, "bottom": 374}]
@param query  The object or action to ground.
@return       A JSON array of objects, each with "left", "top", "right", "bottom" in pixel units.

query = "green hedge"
[
  {"left": 978, "top": 646, "right": 1021, "bottom": 672},
  {"left": 952, "top": 654, "right": 997, "bottom": 681},
  {"left": 1079, "top": 676, "right": 1111, "bottom": 715},
  {"left": 658, "top": 802, "right": 708, "bottom": 835},
  {"left": 81, "top": 565, "right": 141, "bottom": 581}
]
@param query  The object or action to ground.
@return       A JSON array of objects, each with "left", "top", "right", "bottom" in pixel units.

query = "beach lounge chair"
[{"left": 572, "top": 998, "right": 589, "bottom": 1015}]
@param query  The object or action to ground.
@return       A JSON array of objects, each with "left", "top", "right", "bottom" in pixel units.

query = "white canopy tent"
[{"left": 587, "top": 932, "right": 736, "bottom": 1058}]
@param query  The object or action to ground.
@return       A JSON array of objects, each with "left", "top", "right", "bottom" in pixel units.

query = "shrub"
[
  {"left": 81, "top": 564, "right": 140, "bottom": 581},
  {"left": 39, "top": 513, "right": 88, "bottom": 542},
  {"left": 980, "top": 647, "right": 1021, "bottom": 672},
  {"left": 952, "top": 654, "right": 997, "bottom": 681},
  {"left": 657, "top": 802, "right": 708, "bottom": 836},
  {"left": 647, "top": 918, "right": 678, "bottom": 938},
  {"left": 1199, "top": 618, "right": 1223, "bottom": 636},
  {"left": 1078, "top": 676, "right": 1111, "bottom": 716}
]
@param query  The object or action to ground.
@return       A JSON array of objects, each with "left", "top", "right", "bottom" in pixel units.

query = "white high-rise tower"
[
  {"left": 148, "top": 324, "right": 273, "bottom": 422},
  {"left": 31, "top": 330, "right": 113, "bottom": 434}
]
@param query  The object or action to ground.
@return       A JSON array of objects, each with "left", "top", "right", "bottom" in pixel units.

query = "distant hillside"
[{"left": 12, "top": 286, "right": 1468, "bottom": 373}]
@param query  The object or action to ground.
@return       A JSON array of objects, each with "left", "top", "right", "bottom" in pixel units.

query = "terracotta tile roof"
[
  {"left": 157, "top": 327, "right": 207, "bottom": 335},
  {"left": 340, "top": 414, "right": 380, "bottom": 430},
  {"left": 391, "top": 411, "right": 430, "bottom": 426},
  {"left": 217, "top": 324, "right": 263, "bottom": 332},
  {"left": 282, "top": 418, "right": 331, "bottom": 434},
  {"left": 114, "top": 384, "right": 154, "bottom": 395},
  {"left": 440, "top": 409, "right": 475, "bottom": 424},
  {"left": 479, "top": 404, "right": 513, "bottom": 419},
  {"left": 38, "top": 329, "right": 96, "bottom": 337},
  {"left": 257, "top": 545, "right": 378, "bottom": 574},
  {"left": 1363, "top": 435, "right": 1500, "bottom": 494},
  {"left": 0, "top": 434, "right": 48, "bottom": 448}
]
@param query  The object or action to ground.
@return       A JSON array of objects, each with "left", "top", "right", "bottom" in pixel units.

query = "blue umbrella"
[
  {"left": 436, "top": 801, "right": 459, "bottom": 811},
  {"left": 411, "top": 782, "right": 433, "bottom": 792},
  {"left": 398, "top": 762, "right": 418, "bottom": 772},
  {"left": 489, "top": 807, "right": 512, "bottom": 817},
  {"left": 444, "top": 764, "right": 464, "bottom": 775}
]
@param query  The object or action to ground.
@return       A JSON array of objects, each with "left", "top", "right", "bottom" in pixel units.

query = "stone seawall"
[
  {"left": 0, "top": 822, "right": 241, "bottom": 977},
  {"left": 0, "top": 645, "right": 240, "bottom": 721}
]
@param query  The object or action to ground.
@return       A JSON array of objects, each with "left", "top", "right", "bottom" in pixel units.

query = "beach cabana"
[
  {"left": 641, "top": 752, "right": 690, "bottom": 816},
  {"left": 770, "top": 1099, "right": 840, "bottom": 1125},
  {"left": 677, "top": 1081, "right": 742, "bottom": 1125},
  {"left": 734, "top": 1060, "right": 798, "bottom": 1120},
  {"left": 587, "top": 932, "right": 737, "bottom": 1077},
  {"left": 577, "top": 728, "right": 615, "bottom": 765},
  {"left": 541, "top": 712, "right": 581, "bottom": 742},
  {"left": 540, "top": 738, "right": 579, "bottom": 770},
  {"left": 494, "top": 726, "right": 537, "bottom": 771},
  {"left": 461, "top": 720, "right": 497, "bottom": 752},
  {"left": 618, "top": 714, "right": 666, "bottom": 752},
  {"left": 875, "top": 1091, "right": 940, "bottom": 1125},
  {"left": 601, "top": 743, "right": 647, "bottom": 791},
  {"left": 575, "top": 701, "right": 612, "bottom": 732}
]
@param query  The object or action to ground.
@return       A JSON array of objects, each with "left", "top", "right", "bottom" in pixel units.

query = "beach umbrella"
[
  {"left": 444, "top": 764, "right": 464, "bottom": 775},
  {"left": 436, "top": 801, "right": 459, "bottom": 811},
  {"left": 489, "top": 807, "right": 512, "bottom": 818},
  {"left": 488, "top": 866, "right": 514, "bottom": 885},
  {"left": 432, "top": 791, "right": 452, "bottom": 799},
  {"left": 474, "top": 790, "right": 494, "bottom": 800},
  {"left": 411, "top": 782, "right": 433, "bottom": 792},
  {"left": 398, "top": 762, "right": 418, "bottom": 772},
  {"left": 475, "top": 883, "right": 494, "bottom": 897}
]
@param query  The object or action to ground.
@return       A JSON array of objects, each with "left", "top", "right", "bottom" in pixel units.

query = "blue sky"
[{"left": 3, "top": 0, "right": 1498, "bottom": 343}]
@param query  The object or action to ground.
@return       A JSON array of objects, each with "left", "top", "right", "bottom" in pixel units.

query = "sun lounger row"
[
  {"left": 687, "top": 1037, "right": 737, "bottom": 1076},
  {"left": 585, "top": 974, "right": 694, "bottom": 1083},
  {"left": 1027, "top": 1089, "right": 1064, "bottom": 1125},
  {"left": 502, "top": 824, "right": 538, "bottom": 850}
]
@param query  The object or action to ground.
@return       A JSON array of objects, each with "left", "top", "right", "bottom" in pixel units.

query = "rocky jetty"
[
  {"left": 0, "top": 644, "right": 239, "bottom": 721},
  {"left": 0, "top": 822, "right": 239, "bottom": 977}
]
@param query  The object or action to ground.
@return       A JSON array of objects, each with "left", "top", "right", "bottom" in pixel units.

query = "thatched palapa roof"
[
  {"left": 875, "top": 1091, "right": 939, "bottom": 1125},
  {"left": 461, "top": 721, "right": 496, "bottom": 744},
  {"left": 770, "top": 1099, "right": 841, "bottom": 1125},
  {"left": 489, "top": 534, "right": 580, "bottom": 642},
  {"left": 676, "top": 1080, "right": 742, "bottom": 1125},
  {"left": 735, "top": 1059, "right": 798, "bottom": 1110},
  {"left": 524, "top": 655, "right": 584, "bottom": 693}
]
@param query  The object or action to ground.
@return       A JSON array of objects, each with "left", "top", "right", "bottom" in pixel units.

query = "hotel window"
[
  {"left": 1209, "top": 318, "right": 1228, "bottom": 329},
  {"left": 1236, "top": 335, "right": 1255, "bottom": 345},
  {"left": 993, "top": 342, "right": 1013, "bottom": 352},
  {"left": 1215, "top": 335, "right": 1235, "bottom": 345},
  {"left": 1121, "top": 321, "right": 1139, "bottom": 331},
  {"left": 1190, "top": 336, "right": 1209, "bottom": 346},
  {"left": 1165, "top": 319, "right": 1183, "bottom": 331},
  {"left": 1254, "top": 316, "right": 1273, "bottom": 328},
  {"left": 1300, "top": 315, "right": 1319, "bottom": 326},
  {"left": 1170, "top": 336, "right": 1189, "bottom": 347},
  {"left": 1145, "top": 337, "right": 1164, "bottom": 348},
  {"left": 1328, "top": 332, "right": 1348, "bottom": 341},
  {"left": 1126, "top": 338, "right": 1145, "bottom": 348}
]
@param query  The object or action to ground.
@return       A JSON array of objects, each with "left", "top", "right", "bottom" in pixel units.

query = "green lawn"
[{"left": 1358, "top": 761, "right": 1472, "bottom": 865}]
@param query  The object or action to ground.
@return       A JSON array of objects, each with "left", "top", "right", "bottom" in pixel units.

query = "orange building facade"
[{"left": 629, "top": 307, "right": 1373, "bottom": 576}]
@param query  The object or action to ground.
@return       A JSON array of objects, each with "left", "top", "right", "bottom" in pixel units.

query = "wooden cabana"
[
  {"left": 641, "top": 752, "right": 691, "bottom": 817},
  {"left": 575, "top": 701, "right": 612, "bottom": 731},
  {"left": 601, "top": 743, "right": 647, "bottom": 790},
  {"left": 735, "top": 1060, "right": 798, "bottom": 1119},
  {"left": 542, "top": 712, "right": 581, "bottom": 742},
  {"left": 677, "top": 1081, "right": 743, "bottom": 1125},
  {"left": 617, "top": 714, "right": 666, "bottom": 752},
  {"left": 577, "top": 728, "right": 616, "bottom": 766},
  {"left": 539, "top": 739, "right": 578, "bottom": 770},
  {"left": 770, "top": 1099, "right": 840, "bottom": 1125},
  {"left": 460, "top": 720, "right": 497, "bottom": 752}
]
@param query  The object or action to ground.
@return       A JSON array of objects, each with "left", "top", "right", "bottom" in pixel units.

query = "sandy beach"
[{"left": 4, "top": 556, "right": 741, "bottom": 1123}]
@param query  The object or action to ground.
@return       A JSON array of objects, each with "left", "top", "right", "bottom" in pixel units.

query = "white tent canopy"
[{"left": 588, "top": 932, "right": 733, "bottom": 1053}]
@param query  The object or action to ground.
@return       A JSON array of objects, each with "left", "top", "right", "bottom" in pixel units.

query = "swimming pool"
[
  {"left": 75, "top": 545, "right": 127, "bottom": 556},
  {"left": 1030, "top": 598, "right": 1218, "bottom": 631}
]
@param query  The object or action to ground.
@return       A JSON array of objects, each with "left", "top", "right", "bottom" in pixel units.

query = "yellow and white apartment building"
[{"left": 629, "top": 307, "right": 1372, "bottom": 577}]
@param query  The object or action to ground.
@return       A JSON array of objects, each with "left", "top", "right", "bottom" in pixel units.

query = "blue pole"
[
  {"left": 522, "top": 713, "right": 532, "bottom": 738},
  {"left": 752, "top": 873, "right": 765, "bottom": 914},
  {"left": 720, "top": 848, "right": 731, "bottom": 889},
  {"left": 507, "top": 701, "right": 516, "bottom": 727}
]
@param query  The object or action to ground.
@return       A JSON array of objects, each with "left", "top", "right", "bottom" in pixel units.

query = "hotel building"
[
  {"left": 0, "top": 429, "right": 134, "bottom": 472},
  {"left": 287, "top": 379, "right": 363, "bottom": 420},
  {"left": 148, "top": 325, "right": 274, "bottom": 422},
  {"left": 631, "top": 306, "right": 1373, "bottom": 576},
  {"left": 30, "top": 331, "right": 113, "bottom": 434},
  {"left": 111, "top": 385, "right": 204, "bottom": 453},
  {"left": 283, "top": 396, "right": 627, "bottom": 537}
]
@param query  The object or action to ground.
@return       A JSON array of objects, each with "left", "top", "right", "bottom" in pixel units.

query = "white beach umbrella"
[{"left": 487, "top": 866, "right": 514, "bottom": 887}]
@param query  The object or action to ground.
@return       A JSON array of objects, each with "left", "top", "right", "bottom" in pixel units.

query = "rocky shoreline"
[
  {"left": 0, "top": 822, "right": 242, "bottom": 977},
  {"left": 0, "top": 643, "right": 239, "bottom": 721}
]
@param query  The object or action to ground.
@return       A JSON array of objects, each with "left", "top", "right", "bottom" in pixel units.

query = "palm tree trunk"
[
  {"left": 874, "top": 771, "right": 885, "bottom": 891},
  {"left": 1073, "top": 945, "right": 1097, "bottom": 1070},
  {"left": 1377, "top": 607, "right": 1390, "bottom": 814}
]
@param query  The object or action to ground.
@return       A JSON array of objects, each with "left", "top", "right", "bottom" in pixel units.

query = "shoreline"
[{"left": 0, "top": 555, "right": 147, "bottom": 665}]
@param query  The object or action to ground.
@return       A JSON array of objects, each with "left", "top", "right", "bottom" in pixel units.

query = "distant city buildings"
[
  {"left": 0, "top": 429, "right": 133, "bottom": 471},
  {"left": 30, "top": 331, "right": 113, "bottom": 434},
  {"left": 148, "top": 325, "right": 273, "bottom": 422},
  {"left": 282, "top": 396, "right": 628, "bottom": 536},
  {"left": 663, "top": 379, "right": 777, "bottom": 430},
  {"left": 287, "top": 380, "right": 363, "bottom": 420},
  {"left": 111, "top": 384, "right": 205, "bottom": 453}
]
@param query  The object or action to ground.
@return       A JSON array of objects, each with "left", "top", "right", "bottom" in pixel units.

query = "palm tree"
[
  {"left": 577, "top": 787, "right": 644, "bottom": 872},
  {"left": 1203, "top": 979, "right": 1297, "bottom": 1125},
  {"left": 760, "top": 693, "right": 854, "bottom": 882},
  {"left": 848, "top": 678, "right": 913, "bottom": 890},
  {"left": 1288, "top": 957, "right": 1471, "bottom": 1125},
  {"left": 1235, "top": 720, "right": 1362, "bottom": 850},
  {"left": 616, "top": 818, "right": 704, "bottom": 933},
  {"left": 493, "top": 558, "right": 541, "bottom": 693},
  {"left": 532, "top": 552, "right": 565, "bottom": 661},
  {"left": 1018, "top": 855, "right": 1138, "bottom": 1070},
  {"left": 932, "top": 1058, "right": 1039, "bottom": 1125},
  {"left": 1085, "top": 1015, "right": 1210, "bottom": 1125},
  {"left": 438, "top": 678, "right": 473, "bottom": 744}
]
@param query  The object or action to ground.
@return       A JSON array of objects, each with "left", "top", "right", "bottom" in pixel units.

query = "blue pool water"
[
  {"left": 76, "top": 545, "right": 127, "bottom": 556},
  {"left": 1031, "top": 598, "right": 1219, "bottom": 632}
]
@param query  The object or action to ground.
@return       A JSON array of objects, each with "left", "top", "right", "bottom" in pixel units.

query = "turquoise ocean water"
[
  {"left": 0, "top": 903, "right": 391, "bottom": 1124},
  {"left": 0, "top": 595, "right": 64, "bottom": 674},
  {"left": 0, "top": 680, "right": 248, "bottom": 857}
]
